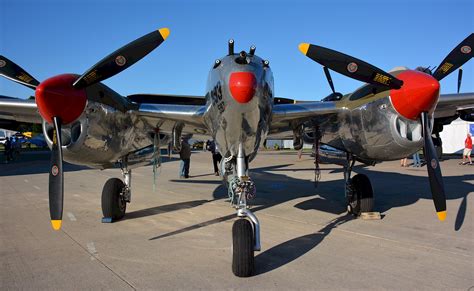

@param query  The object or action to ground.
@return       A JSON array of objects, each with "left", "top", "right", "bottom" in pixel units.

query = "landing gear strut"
[
  {"left": 101, "top": 160, "right": 131, "bottom": 222},
  {"left": 229, "top": 144, "right": 260, "bottom": 277},
  {"left": 344, "top": 154, "right": 374, "bottom": 216}
]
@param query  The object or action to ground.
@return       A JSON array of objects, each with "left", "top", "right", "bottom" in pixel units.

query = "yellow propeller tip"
[
  {"left": 437, "top": 211, "right": 447, "bottom": 221},
  {"left": 159, "top": 28, "right": 170, "bottom": 40},
  {"left": 51, "top": 220, "right": 62, "bottom": 230},
  {"left": 299, "top": 43, "right": 310, "bottom": 55}
]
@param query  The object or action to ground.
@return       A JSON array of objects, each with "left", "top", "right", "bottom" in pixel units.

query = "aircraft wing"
[
  {"left": 268, "top": 100, "right": 342, "bottom": 139},
  {"left": 0, "top": 97, "right": 41, "bottom": 123},
  {"left": 0, "top": 95, "right": 209, "bottom": 136},
  {"left": 434, "top": 93, "right": 474, "bottom": 119}
]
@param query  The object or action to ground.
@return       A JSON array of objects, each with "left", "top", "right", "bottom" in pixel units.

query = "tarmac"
[{"left": 0, "top": 150, "right": 473, "bottom": 290}]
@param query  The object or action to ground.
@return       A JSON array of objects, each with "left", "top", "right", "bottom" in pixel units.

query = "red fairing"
[
  {"left": 229, "top": 72, "right": 256, "bottom": 104},
  {"left": 390, "top": 70, "right": 440, "bottom": 120},
  {"left": 35, "top": 74, "right": 87, "bottom": 125}
]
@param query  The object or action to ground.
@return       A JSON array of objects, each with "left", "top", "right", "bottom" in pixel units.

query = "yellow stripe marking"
[
  {"left": 51, "top": 220, "right": 62, "bottom": 230},
  {"left": 437, "top": 211, "right": 446, "bottom": 221},
  {"left": 158, "top": 28, "right": 170, "bottom": 40},
  {"left": 298, "top": 43, "right": 310, "bottom": 55}
]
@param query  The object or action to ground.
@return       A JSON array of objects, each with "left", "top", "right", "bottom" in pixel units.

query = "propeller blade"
[
  {"left": 0, "top": 55, "right": 40, "bottom": 89},
  {"left": 420, "top": 112, "right": 446, "bottom": 221},
  {"left": 457, "top": 68, "right": 463, "bottom": 93},
  {"left": 432, "top": 33, "right": 473, "bottom": 81},
  {"left": 299, "top": 43, "right": 403, "bottom": 89},
  {"left": 323, "top": 66, "right": 336, "bottom": 94},
  {"left": 49, "top": 116, "right": 64, "bottom": 230},
  {"left": 73, "top": 28, "right": 170, "bottom": 89}
]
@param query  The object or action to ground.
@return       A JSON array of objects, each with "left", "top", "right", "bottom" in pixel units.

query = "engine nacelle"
[{"left": 43, "top": 100, "right": 167, "bottom": 169}]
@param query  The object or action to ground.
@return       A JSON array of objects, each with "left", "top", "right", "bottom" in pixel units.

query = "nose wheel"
[
  {"left": 232, "top": 218, "right": 255, "bottom": 277},
  {"left": 102, "top": 163, "right": 131, "bottom": 223}
]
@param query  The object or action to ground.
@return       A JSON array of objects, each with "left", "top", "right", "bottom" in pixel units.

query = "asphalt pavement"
[{"left": 0, "top": 150, "right": 472, "bottom": 290}]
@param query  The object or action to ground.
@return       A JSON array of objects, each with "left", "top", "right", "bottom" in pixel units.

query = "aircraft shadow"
[
  {"left": 255, "top": 214, "right": 353, "bottom": 275},
  {"left": 123, "top": 199, "right": 210, "bottom": 221},
  {"left": 153, "top": 160, "right": 472, "bottom": 249}
]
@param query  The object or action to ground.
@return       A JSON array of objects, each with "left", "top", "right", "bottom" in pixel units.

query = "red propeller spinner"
[
  {"left": 390, "top": 70, "right": 440, "bottom": 120},
  {"left": 35, "top": 74, "right": 87, "bottom": 125}
]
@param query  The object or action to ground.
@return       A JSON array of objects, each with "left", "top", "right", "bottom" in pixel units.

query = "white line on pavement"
[{"left": 67, "top": 212, "right": 77, "bottom": 221}]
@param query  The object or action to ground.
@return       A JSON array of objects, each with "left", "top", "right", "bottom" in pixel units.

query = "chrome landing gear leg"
[
  {"left": 101, "top": 159, "right": 130, "bottom": 223},
  {"left": 231, "top": 143, "right": 259, "bottom": 277},
  {"left": 344, "top": 154, "right": 356, "bottom": 214}
]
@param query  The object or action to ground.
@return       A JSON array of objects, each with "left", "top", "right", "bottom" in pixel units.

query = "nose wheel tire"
[
  {"left": 232, "top": 219, "right": 255, "bottom": 277},
  {"left": 347, "top": 173, "right": 374, "bottom": 216},
  {"left": 101, "top": 178, "right": 127, "bottom": 221}
]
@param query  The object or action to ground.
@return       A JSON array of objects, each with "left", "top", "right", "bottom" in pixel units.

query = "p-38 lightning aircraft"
[{"left": 0, "top": 29, "right": 473, "bottom": 277}]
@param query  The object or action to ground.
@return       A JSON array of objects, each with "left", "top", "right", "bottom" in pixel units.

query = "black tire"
[
  {"left": 232, "top": 219, "right": 254, "bottom": 277},
  {"left": 347, "top": 173, "right": 374, "bottom": 216},
  {"left": 101, "top": 178, "right": 126, "bottom": 221}
]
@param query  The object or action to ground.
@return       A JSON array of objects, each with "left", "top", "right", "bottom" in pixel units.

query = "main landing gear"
[
  {"left": 228, "top": 144, "right": 260, "bottom": 277},
  {"left": 101, "top": 162, "right": 131, "bottom": 223},
  {"left": 344, "top": 154, "right": 374, "bottom": 216}
]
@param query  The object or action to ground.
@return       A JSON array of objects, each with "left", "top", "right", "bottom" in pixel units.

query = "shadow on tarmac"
[
  {"left": 124, "top": 200, "right": 210, "bottom": 221},
  {"left": 255, "top": 214, "right": 353, "bottom": 275},
  {"left": 151, "top": 161, "right": 472, "bottom": 261}
]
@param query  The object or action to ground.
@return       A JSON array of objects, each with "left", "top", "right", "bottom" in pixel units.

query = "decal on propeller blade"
[
  {"left": 373, "top": 73, "right": 391, "bottom": 86},
  {"left": 82, "top": 70, "right": 101, "bottom": 85},
  {"left": 51, "top": 165, "right": 59, "bottom": 176},
  {"left": 460, "top": 45, "right": 471, "bottom": 54},
  {"left": 115, "top": 55, "right": 127, "bottom": 66},
  {"left": 439, "top": 62, "right": 454, "bottom": 74},
  {"left": 0, "top": 60, "right": 5, "bottom": 67},
  {"left": 17, "top": 72, "right": 33, "bottom": 83},
  {"left": 347, "top": 62, "right": 358, "bottom": 73}
]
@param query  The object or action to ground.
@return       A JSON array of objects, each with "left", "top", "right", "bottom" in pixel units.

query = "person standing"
[
  {"left": 400, "top": 157, "right": 408, "bottom": 167},
  {"left": 4, "top": 137, "right": 12, "bottom": 163},
  {"left": 207, "top": 139, "right": 222, "bottom": 176},
  {"left": 179, "top": 138, "right": 191, "bottom": 178},
  {"left": 461, "top": 133, "right": 472, "bottom": 165},
  {"left": 412, "top": 151, "right": 421, "bottom": 167}
]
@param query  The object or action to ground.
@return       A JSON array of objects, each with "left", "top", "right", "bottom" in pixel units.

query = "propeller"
[
  {"left": 323, "top": 66, "right": 336, "bottom": 94},
  {"left": 0, "top": 28, "right": 170, "bottom": 230},
  {"left": 49, "top": 117, "right": 64, "bottom": 230},
  {"left": 299, "top": 43, "right": 403, "bottom": 89},
  {"left": 0, "top": 55, "right": 40, "bottom": 89},
  {"left": 421, "top": 112, "right": 446, "bottom": 221},
  {"left": 432, "top": 33, "right": 473, "bottom": 81},
  {"left": 73, "top": 28, "right": 169, "bottom": 88},
  {"left": 457, "top": 68, "right": 463, "bottom": 93}
]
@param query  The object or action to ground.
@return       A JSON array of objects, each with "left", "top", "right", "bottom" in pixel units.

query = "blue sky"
[{"left": 1, "top": 0, "right": 473, "bottom": 101}]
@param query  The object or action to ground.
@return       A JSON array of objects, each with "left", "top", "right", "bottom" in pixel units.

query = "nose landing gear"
[{"left": 229, "top": 144, "right": 261, "bottom": 277}]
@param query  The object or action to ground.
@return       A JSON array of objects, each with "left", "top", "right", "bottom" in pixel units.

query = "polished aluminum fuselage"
[{"left": 203, "top": 54, "right": 273, "bottom": 160}]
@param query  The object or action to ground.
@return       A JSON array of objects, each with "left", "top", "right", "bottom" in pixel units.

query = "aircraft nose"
[
  {"left": 229, "top": 72, "right": 256, "bottom": 103},
  {"left": 390, "top": 70, "right": 440, "bottom": 120},
  {"left": 35, "top": 74, "right": 87, "bottom": 125}
]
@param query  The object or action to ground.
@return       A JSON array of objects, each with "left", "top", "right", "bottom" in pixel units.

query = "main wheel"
[
  {"left": 101, "top": 178, "right": 126, "bottom": 221},
  {"left": 232, "top": 219, "right": 254, "bottom": 277},
  {"left": 347, "top": 173, "right": 374, "bottom": 216}
]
